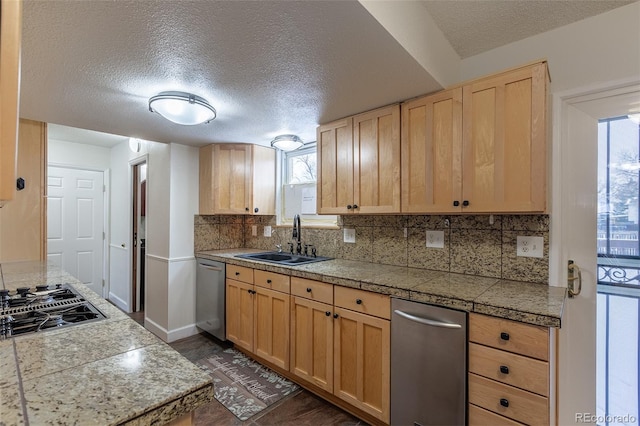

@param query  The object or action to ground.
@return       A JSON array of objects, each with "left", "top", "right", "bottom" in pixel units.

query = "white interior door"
[
  {"left": 553, "top": 83, "right": 640, "bottom": 424},
  {"left": 47, "top": 166, "right": 105, "bottom": 296}
]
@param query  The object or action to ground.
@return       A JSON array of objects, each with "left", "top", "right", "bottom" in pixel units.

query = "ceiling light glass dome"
[
  {"left": 148, "top": 91, "right": 216, "bottom": 125},
  {"left": 270, "top": 134, "right": 304, "bottom": 151}
]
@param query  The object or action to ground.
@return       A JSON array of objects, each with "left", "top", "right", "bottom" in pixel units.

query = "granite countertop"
[
  {"left": 0, "top": 261, "right": 214, "bottom": 426},
  {"left": 198, "top": 249, "right": 566, "bottom": 328}
]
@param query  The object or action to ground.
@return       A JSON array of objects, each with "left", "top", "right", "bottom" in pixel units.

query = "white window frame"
[{"left": 277, "top": 144, "right": 338, "bottom": 228}]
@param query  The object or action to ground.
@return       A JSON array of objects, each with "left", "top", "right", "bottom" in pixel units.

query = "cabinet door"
[
  {"left": 353, "top": 104, "right": 401, "bottom": 214},
  {"left": 213, "top": 144, "right": 251, "bottom": 214},
  {"left": 401, "top": 88, "right": 463, "bottom": 213},
  {"left": 333, "top": 307, "right": 390, "bottom": 423},
  {"left": 462, "top": 63, "right": 547, "bottom": 213},
  {"left": 290, "top": 296, "right": 333, "bottom": 392},
  {"left": 250, "top": 145, "right": 276, "bottom": 215},
  {"left": 254, "top": 286, "right": 290, "bottom": 369},
  {"left": 317, "top": 117, "right": 354, "bottom": 214},
  {"left": 225, "top": 278, "right": 254, "bottom": 352}
]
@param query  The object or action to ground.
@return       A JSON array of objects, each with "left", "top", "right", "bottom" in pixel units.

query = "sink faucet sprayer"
[{"left": 293, "top": 214, "right": 302, "bottom": 255}]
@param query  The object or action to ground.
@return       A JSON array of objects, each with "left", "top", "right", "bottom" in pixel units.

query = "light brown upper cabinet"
[
  {"left": 199, "top": 143, "right": 276, "bottom": 215},
  {"left": 0, "top": 0, "right": 23, "bottom": 203},
  {"left": 402, "top": 61, "right": 548, "bottom": 214},
  {"left": 401, "top": 88, "right": 463, "bottom": 213},
  {"left": 317, "top": 104, "right": 400, "bottom": 214},
  {"left": 461, "top": 62, "right": 548, "bottom": 213}
]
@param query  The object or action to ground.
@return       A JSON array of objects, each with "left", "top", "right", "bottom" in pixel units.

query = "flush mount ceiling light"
[
  {"left": 270, "top": 134, "right": 304, "bottom": 151},
  {"left": 148, "top": 91, "right": 216, "bottom": 125}
]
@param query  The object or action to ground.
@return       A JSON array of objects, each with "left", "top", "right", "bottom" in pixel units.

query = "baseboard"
[
  {"left": 144, "top": 317, "right": 200, "bottom": 343},
  {"left": 108, "top": 292, "right": 129, "bottom": 312}
]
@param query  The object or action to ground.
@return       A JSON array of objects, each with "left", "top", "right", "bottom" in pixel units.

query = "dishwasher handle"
[
  {"left": 394, "top": 309, "right": 462, "bottom": 329},
  {"left": 198, "top": 264, "right": 223, "bottom": 272}
]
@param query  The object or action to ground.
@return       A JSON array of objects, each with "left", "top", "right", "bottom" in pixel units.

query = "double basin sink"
[{"left": 235, "top": 251, "right": 332, "bottom": 266}]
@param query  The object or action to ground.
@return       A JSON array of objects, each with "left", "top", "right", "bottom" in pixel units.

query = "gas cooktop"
[{"left": 0, "top": 284, "right": 106, "bottom": 339}]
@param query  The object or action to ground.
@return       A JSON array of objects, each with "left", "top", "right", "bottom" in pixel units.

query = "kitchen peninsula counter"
[
  {"left": 0, "top": 260, "right": 214, "bottom": 426},
  {"left": 198, "top": 249, "right": 566, "bottom": 328}
]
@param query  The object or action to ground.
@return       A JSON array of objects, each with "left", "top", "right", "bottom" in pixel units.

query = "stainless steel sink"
[{"left": 235, "top": 251, "right": 332, "bottom": 265}]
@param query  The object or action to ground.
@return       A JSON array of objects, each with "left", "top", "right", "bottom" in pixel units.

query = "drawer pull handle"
[
  {"left": 356, "top": 299, "right": 362, "bottom": 305},
  {"left": 500, "top": 398, "right": 509, "bottom": 408},
  {"left": 500, "top": 332, "right": 510, "bottom": 341},
  {"left": 500, "top": 365, "right": 509, "bottom": 374},
  {"left": 326, "top": 311, "right": 331, "bottom": 316},
  {"left": 267, "top": 279, "right": 272, "bottom": 284},
  {"left": 306, "top": 287, "right": 312, "bottom": 293},
  {"left": 235, "top": 272, "right": 240, "bottom": 276}
]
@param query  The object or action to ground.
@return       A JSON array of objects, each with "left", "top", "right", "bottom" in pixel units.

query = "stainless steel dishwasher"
[
  {"left": 391, "top": 298, "right": 467, "bottom": 426},
  {"left": 195, "top": 258, "right": 226, "bottom": 340}
]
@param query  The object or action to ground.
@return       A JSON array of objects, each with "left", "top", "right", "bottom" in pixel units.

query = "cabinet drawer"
[
  {"left": 227, "top": 264, "right": 254, "bottom": 284},
  {"left": 254, "top": 270, "right": 290, "bottom": 293},
  {"left": 468, "top": 373, "right": 548, "bottom": 426},
  {"left": 291, "top": 277, "right": 333, "bottom": 304},
  {"left": 469, "top": 313, "right": 549, "bottom": 361},
  {"left": 334, "top": 287, "right": 390, "bottom": 320},
  {"left": 469, "top": 343, "right": 548, "bottom": 396},
  {"left": 468, "top": 404, "right": 524, "bottom": 426}
]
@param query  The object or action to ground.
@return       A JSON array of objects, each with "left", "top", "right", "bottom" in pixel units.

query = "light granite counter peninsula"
[
  {"left": 198, "top": 248, "right": 566, "bottom": 328},
  {"left": 0, "top": 261, "right": 214, "bottom": 426}
]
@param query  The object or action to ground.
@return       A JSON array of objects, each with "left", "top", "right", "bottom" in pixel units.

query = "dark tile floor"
[{"left": 128, "top": 312, "right": 365, "bottom": 426}]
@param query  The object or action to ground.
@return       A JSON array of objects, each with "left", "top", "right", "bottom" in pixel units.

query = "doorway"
[
  {"left": 47, "top": 166, "right": 106, "bottom": 296},
  {"left": 132, "top": 161, "right": 147, "bottom": 312},
  {"left": 552, "top": 83, "right": 640, "bottom": 424}
]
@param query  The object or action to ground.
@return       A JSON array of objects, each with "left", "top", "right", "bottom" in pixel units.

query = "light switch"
[
  {"left": 344, "top": 228, "right": 356, "bottom": 243},
  {"left": 263, "top": 226, "right": 272, "bottom": 237},
  {"left": 516, "top": 236, "right": 544, "bottom": 258},
  {"left": 426, "top": 230, "right": 445, "bottom": 249}
]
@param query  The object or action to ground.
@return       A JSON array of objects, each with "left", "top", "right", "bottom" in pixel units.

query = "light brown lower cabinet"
[
  {"left": 468, "top": 313, "right": 555, "bottom": 426},
  {"left": 226, "top": 266, "right": 291, "bottom": 370}
]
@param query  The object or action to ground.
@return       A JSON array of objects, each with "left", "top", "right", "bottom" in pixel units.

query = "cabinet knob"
[
  {"left": 333, "top": 313, "right": 339, "bottom": 319},
  {"left": 306, "top": 287, "right": 312, "bottom": 293},
  {"left": 500, "top": 398, "right": 509, "bottom": 408},
  {"left": 347, "top": 205, "right": 352, "bottom": 210},
  {"left": 353, "top": 204, "right": 358, "bottom": 209},
  {"left": 500, "top": 332, "right": 510, "bottom": 341},
  {"left": 235, "top": 272, "right": 240, "bottom": 276},
  {"left": 254, "top": 207, "right": 259, "bottom": 213},
  {"left": 245, "top": 207, "right": 249, "bottom": 211},
  {"left": 462, "top": 200, "right": 470, "bottom": 207},
  {"left": 325, "top": 311, "right": 331, "bottom": 316},
  {"left": 247, "top": 289, "right": 252, "bottom": 294},
  {"left": 356, "top": 299, "right": 362, "bottom": 305},
  {"left": 267, "top": 279, "right": 272, "bottom": 284},
  {"left": 453, "top": 200, "right": 460, "bottom": 207},
  {"left": 500, "top": 365, "right": 510, "bottom": 374}
]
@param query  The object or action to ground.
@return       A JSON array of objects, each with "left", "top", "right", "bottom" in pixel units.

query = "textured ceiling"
[
  {"left": 421, "top": 0, "right": 635, "bottom": 59},
  {"left": 20, "top": 0, "right": 635, "bottom": 148}
]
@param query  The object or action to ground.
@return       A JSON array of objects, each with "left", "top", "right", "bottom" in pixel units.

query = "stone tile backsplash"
[{"left": 194, "top": 214, "right": 550, "bottom": 283}]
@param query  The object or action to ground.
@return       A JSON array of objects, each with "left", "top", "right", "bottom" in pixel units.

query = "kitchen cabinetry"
[
  {"left": 0, "top": 0, "right": 23, "bottom": 203},
  {"left": 290, "top": 278, "right": 390, "bottom": 423},
  {"left": 317, "top": 104, "right": 400, "bottom": 214},
  {"left": 461, "top": 62, "right": 548, "bottom": 213},
  {"left": 199, "top": 143, "right": 276, "bottom": 215},
  {"left": 468, "top": 312, "right": 554, "bottom": 426},
  {"left": 225, "top": 265, "right": 290, "bottom": 369},
  {"left": 0, "top": 120, "right": 47, "bottom": 261},
  {"left": 401, "top": 61, "right": 548, "bottom": 213},
  {"left": 401, "top": 88, "right": 462, "bottom": 213}
]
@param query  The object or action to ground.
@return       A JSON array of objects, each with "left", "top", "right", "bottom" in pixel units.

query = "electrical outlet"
[
  {"left": 426, "top": 230, "right": 445, "bottom": 249},
  {"left": 516, "top": 236, "right": 544, "bottom": 258},
  {"left": 263, "top": 225, "right": 272, "bottom": 237},
  {"left": 251, "top": 225, "right": 257, "bottom": 237},
  {"left": 343, "top": 228, "right": 356, "bottom": 243}
]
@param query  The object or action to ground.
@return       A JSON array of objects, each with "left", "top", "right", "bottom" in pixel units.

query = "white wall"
[
  {"left": 460, "top": 2, "right": 640, "bottom": 91},
  {"left": 48, "top": 139, "right": 112, "bottom": 171}
]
